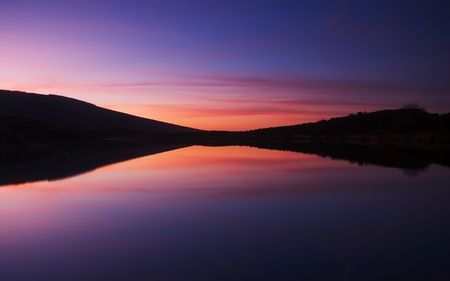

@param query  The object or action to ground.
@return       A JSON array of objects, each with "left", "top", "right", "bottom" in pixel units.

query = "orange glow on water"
[
  {"left": 1, "top": 145, "right": 450, "bottom": 280},
  {"left": 3, "top": 144, "right": 413, "bottom": 247}
]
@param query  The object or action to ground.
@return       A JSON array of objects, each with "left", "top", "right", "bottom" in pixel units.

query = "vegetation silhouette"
[{"left": 401, "top": 102, "right": 426, "bottom": 111}]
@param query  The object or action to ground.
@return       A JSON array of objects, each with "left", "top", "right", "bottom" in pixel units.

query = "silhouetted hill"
[
  {"left": 246, "top": 109, "right": 450, "bottom": 140},
  {"left": 249, "top": 109, "right": 450, "bottom": 137},
  {"left": 138, "top": 108, "right": 450, "bottom": 147},
  {"left": 1, "top": 95, "right": 450, "bottom": 176},
  {"left": 1, "top": 89, "right": 449, "bottom": 170},
  {"left": 0, "top": 113, "right": 93, "bottom": 151},
  {"left": 0, "top": 89, "right": 199, "bottom": 133}
]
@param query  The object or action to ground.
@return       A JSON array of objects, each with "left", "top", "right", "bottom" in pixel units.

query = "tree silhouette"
[{"left": 401, "top": 103, "right": 426, "bottom": 111}]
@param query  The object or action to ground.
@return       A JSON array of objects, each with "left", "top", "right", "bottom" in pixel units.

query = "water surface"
[{"left": 1, "top": 145, "right": 449, "bottom": 280}]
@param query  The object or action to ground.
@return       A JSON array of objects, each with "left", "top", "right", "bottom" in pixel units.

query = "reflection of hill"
[
  {"left": 0, "top": 144, "right": 188, "bottom": 187},
  {"left": 151, "top": 133, "right": 450, "bottom": 175},
  {"left": 242, "top": 142, "right": 450, "bottom": 175},
  {"left": 0, "top": 89, "right": 199, "bottom": 133},
  {"left": 2, "top": 89, "right": 450, "bottom": 179},
  {"left": 0, "top": 140, "right": 448, "bottom": 187}
]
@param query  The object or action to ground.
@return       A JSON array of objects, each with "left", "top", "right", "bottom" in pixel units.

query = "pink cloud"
[{"left": 84, "top": 73, "right": 448, "bottom": 107}]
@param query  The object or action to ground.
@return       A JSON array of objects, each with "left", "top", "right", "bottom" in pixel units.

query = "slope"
[{"left": 0, "top": 89, "right": 199, "bottom": 133}]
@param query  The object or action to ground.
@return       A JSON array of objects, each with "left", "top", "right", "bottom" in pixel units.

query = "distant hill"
[
  {"left": 1, "top": 88, "right": 449, "bottom": 161},
  {"left": 248, "top": 108, "right": 450, "bottom": 137},
  {"left": 141, "top": 107, "right": 450, "bottom": 149},
  {"left": 0, "top": 89, "right": 199, "bottom": 133}
]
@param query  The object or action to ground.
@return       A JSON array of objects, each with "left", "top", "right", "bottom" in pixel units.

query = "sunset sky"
[{"left": 1, "top": 0, "right": 450, "bottom": 130}]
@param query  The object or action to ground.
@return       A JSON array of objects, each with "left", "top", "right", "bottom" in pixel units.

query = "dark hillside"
[
  {"left": 250, "top": 109, "right": 450, "bottom": 136},
  {"left": 0, "top": 114, "right": 91, "bottom": 147},
  {"left": 0, "top": 89, "right": 199, "bottom": 134}
]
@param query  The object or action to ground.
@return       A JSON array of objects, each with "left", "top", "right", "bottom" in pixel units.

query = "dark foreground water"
[{"left": 0, "top": 145, "right": 449, "bottom": 280}]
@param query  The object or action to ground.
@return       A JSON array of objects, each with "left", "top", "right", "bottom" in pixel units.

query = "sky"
[{"left": 1, "top": 0, "right": 450, "bottom": 130}]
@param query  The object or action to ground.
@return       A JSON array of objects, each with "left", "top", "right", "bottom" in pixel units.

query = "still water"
[{"left": 0, "top": 145, "right": 449, "bottom": 280}]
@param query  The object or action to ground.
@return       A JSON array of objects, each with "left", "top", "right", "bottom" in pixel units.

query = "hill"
[
  {"left": 0, "top": 89, "right": 199, "bottom": 134},
  {"left": 250, "top": 109, "right": 450, "bottom": 135},
  {"left": 138, "top": 107, "right": 450, "bottom": 149},
  {"left": 246, "top": 108, "right": 450, "bottom": 142},
  {"left": 1, "top": 89, "right": 450, "bottom": 167}
]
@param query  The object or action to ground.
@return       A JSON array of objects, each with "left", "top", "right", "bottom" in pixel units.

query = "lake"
[{"left": 0, "top": 145, "right": 449, "bottom": 280}]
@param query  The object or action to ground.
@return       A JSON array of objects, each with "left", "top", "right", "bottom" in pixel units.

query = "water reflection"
[
  {"left": 0, "top": 144, "right": 187, "bottom": 186},
  {"left": 0, "top": 146, "right": 449, "bottom": 280},
  {"left": 243, "top": 141, "right": 450, "bottom": 175},
  {"left": 1, "top": 142, "right": 450, "bottom": 187}
]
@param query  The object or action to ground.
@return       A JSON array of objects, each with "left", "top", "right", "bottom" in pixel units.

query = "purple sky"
[{"left": 1, "top": 0, "right": 450, "bottom": 130}]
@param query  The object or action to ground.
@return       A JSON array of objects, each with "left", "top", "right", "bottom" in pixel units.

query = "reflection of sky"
[
  {"left": 0, "top": 146, "right": 450, "bottom": 279},
  {"left": 1, "top": 1, "right": 450, "bottom": 130}
]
